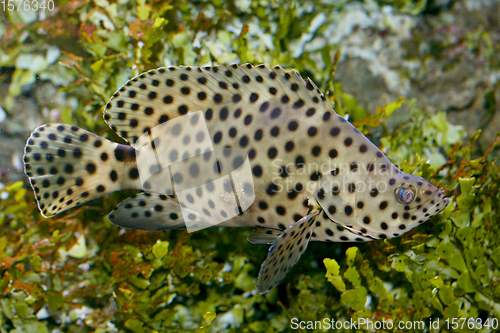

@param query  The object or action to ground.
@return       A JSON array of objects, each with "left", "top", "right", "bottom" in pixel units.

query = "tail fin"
[{"left": 23, "top": 124, "right": 141, "bottom": 217}]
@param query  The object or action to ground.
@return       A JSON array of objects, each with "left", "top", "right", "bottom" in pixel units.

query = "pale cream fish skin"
[{"left": 23, "top": 64, "right": 449, "bottom": 293}]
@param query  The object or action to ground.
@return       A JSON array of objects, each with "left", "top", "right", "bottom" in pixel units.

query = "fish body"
[{"left": 23, "top": 64, "right": 449, "bottom": 293}]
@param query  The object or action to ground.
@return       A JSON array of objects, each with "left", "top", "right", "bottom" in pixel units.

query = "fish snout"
[{"left": 429, "top": 190, "right": 449, "bottom": 215}]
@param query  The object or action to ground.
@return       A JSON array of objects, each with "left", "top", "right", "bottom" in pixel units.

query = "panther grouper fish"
[{"left": 23, "top": 64, "right": 449, "bottom": 293}]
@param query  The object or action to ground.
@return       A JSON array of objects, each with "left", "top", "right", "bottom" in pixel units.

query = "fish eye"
[{"left": 395, "top": 186, "right": 415, "bottom": 205}]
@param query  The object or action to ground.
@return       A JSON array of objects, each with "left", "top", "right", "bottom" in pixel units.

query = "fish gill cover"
[{"left": 0, "top": 0, "right": 499, "bottom": 332}]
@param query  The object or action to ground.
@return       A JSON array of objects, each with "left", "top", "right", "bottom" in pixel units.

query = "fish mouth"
[{"left": 425, "top": 190, "right": 449, "bottom": 216}]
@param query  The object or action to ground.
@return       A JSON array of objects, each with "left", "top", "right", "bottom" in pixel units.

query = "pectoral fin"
[
  {"left": 248, "top": 228, "right": 283, "bottom": 244},
  {"left": 256, "top": 209, "right": 320, "bottom": 293}
]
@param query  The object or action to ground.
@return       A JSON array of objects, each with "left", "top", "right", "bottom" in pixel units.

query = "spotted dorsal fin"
[{"left": 103, "top": 64, "right": 329, "bottom": 147}]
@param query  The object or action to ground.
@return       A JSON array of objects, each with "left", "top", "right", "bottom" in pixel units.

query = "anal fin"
[
  {"left": 256, "top": 209, "right": 321, "bottom": 293},
  {"left": 108, "top": 191, "right": 228, "bottom": 231},
  {"left": 108, "top": 193, "right": 186, "bottom": 231}
]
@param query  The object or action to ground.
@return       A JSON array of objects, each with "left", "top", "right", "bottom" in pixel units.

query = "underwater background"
[{"left": 0, "top": 0, "right": 499, "bottom": 332}]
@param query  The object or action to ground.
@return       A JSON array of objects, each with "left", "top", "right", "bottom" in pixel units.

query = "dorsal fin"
[{"left": 103, "top": 64, "right": 330, "bottom": 147}]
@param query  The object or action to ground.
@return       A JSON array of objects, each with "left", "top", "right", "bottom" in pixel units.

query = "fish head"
[
  {"left": 388, "top": 172, "right": 449, "bottom": 226},
  {"left": 315, "top": 167, "right": 450, "bottom": 240},
  {"left": 349, "top": 171, "right": 450, "bottom": 239}
]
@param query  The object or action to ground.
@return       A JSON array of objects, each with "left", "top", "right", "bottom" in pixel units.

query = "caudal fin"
[{"left": 24, "top": 124, "right": 141, "bottom": 217}]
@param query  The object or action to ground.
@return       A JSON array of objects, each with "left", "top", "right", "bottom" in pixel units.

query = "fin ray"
[
  {"left": 24, "top": 124, "right": 140, "bottom": 217},
  {"left": 256, "top": 209, "right": 320, "bottom": 293},
  {"left": 248, "top": 228, "right": 283, "bottom": 244}
]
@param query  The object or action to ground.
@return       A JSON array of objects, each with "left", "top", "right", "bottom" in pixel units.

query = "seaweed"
[{"left": 1, "top": 0, "right": 499, "bottom": 332}]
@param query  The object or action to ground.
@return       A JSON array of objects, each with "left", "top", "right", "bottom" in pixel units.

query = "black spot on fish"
[{"left": 114, "top": 145, "right": 136, "bottom": 162}]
